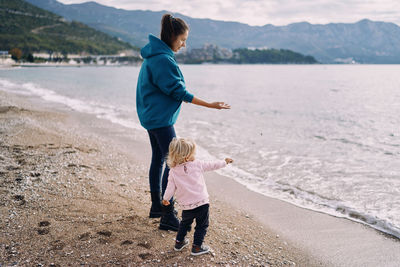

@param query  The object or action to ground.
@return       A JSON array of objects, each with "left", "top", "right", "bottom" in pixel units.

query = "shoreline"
[
  {"left": 206, "top": 172, "right": 400, "bottom": 266},
  {"left": 218, "top": 169, "right": 400, "bottom": 240},
  {"left": 4, "top": 63, "right": 398, "bottom": 69},
  {"left": 1, "top": 90, "right": 400, "bottom": 266}
]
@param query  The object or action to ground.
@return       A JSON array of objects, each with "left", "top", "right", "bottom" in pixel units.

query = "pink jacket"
[{"left": 163, "top": 160, "right": 227, "bottom": 210}]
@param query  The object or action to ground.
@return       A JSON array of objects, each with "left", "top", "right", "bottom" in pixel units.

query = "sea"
[{"left": 1, "top": 64, "right": 399, "bottom": 239}]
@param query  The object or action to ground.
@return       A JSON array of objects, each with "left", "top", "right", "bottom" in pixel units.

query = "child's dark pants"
[{"left": 176, "top": 204, "right": 209, "bottom": 246}]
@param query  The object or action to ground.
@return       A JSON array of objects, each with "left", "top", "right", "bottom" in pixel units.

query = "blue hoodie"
[{"left": 136, "top": 34, "right": 194, "bottom": 130}]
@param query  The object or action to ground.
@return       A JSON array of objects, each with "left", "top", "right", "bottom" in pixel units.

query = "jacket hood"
[{"left": 141, "top": 34, "right": 174, "bottom": 59}]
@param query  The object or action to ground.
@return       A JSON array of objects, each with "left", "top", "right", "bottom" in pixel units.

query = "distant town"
[{"left": 0, "top": 49, "right": 142, "bottom": 67}]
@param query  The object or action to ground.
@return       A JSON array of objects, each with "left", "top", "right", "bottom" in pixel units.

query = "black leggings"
[
  {"left": 176, "top": 204, "right": 210, "bottom": 246},
  {"left": 147, "top": 125, "right": 176, "bottom": 194}
]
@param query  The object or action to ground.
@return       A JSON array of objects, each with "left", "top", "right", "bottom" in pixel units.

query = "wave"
[
  {"left": 0, "top": 78, "right": 143, "bottom": 130},
  {"left": 217, "top": 163, "right": 400, "bottom": 239},
  {"left": 316, "top": 134, "right": 399, "bottom": 155}
]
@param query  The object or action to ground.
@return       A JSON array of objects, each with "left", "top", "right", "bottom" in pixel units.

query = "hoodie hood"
[{"left": 141, "top": 34, "right": 174, "bottom": 59}]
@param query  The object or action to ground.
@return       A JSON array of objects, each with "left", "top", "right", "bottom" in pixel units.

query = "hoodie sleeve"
[
  {"left": 163, "top": 174, "right": 176, "bottom": 201},
  {"left": 200, "top": 160, "right": 227, "bottom": 172},
  {"left": 152, "top": 56, "right": 194, "bottom": 103}
]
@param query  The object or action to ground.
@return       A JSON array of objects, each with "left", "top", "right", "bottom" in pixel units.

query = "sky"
[{"left": 58, "top": 0, "right": 400, "bottom": 26}]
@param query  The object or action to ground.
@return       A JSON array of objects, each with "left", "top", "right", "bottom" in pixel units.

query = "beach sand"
[
  {"left": 1, "top": 90, "right": 399, "bottom": 266},
  {"left": 0, "top": 91, "right": 318, "bottom": 266}
]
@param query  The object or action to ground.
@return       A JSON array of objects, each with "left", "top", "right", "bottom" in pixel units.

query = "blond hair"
[{"left": 167, "top": 138, "right": 196, "bottom": 168}]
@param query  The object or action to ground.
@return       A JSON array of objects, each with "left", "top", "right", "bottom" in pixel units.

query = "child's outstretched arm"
[
  {"left": 201, "top": 158, "right": 233, "bottom": 172},
  {"left": 190, "top": 96, "right": 231, "bottom": 110},
  {"left": 162, "top": 175, "right": 176, "bottom": 206}
]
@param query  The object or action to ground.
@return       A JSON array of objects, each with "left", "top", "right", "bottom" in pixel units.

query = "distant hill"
[
  {"left": 0, "top": 0, "right": 136, "bottom": 55},
  {"left": 176, "top": 44, "right": 318, "bottom": 64},
  {"left": 26, "top": 0, "right": 400, "bottom": 63}
]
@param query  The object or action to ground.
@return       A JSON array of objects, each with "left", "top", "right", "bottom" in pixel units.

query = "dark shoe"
[
  {"left": 191, "top": 244, "right": 210, "bottom": 256},
  {"left": 159, "top": 201, "right": 180, "bottom": 231},
  {"left": 149, "top": 191, "right": 162, "bottom": 218},
  {"left": 174, "top": 238, "right": 189, "bottom": 251}
]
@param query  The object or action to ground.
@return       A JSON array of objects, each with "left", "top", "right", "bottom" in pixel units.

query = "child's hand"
[
  {"left": 162, "top": 199, "right": 170, "bottom": 206},
  {"left": 225, "top": 158, "right": 233, "bottom": 164}
]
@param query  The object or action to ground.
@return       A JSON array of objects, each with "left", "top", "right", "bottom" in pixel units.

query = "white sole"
[
  {"left": 174, "top": 242, "right": 189, "bottom": 251},
  {"left": 191, "top": 250, "right": 210, "bottom": 256}
]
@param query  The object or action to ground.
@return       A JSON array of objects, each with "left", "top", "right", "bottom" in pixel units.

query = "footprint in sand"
[
  {"left": 30, "top": 172, "right": 41, "bottom": 177},
  {"left": 138, "top": 253, "right": 152, "bottom": 260},
  {"left": 137, "top": 241, "right": 152, "bottom": 249},
  {"left": 37, "top": 220, "right": 51, "bottom": 235},
  {"left": 97, "top": 230, "right": 112, "bottom": 237},
  {"left": 13, "top": 195, "right": 26, "bottom": 205},
  {"left": 39, "top": 221, "right": 51, "bottom": 227},
  {"left": 121, "top": 240, "right": 133, "bottom": 246},
  {"left": 15, "top": 175, "right": 23, "bottom": 183},
  {"left": 37, "top": 228, "right": 50, "bottom": 235}
]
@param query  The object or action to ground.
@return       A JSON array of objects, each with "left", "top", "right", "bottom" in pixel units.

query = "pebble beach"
[{"left": 0, "top": 91, "right": 319, "bottom": 266}]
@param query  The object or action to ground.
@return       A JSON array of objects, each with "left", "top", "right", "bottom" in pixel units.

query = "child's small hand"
[
  {"left": 225, "top": 158, "right": 233, "bottom": 164},
  {"left": 162, "top": 199, "right": 170, "bottom": 206}
]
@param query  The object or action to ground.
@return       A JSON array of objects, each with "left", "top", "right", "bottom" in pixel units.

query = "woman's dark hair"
[{"left": 161, "top": 14, "right": 189, "bottom": 48}]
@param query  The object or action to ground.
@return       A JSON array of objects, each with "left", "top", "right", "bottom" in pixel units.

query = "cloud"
[{"left": 58, "top": 0, "right": 400, "bottom": 26}]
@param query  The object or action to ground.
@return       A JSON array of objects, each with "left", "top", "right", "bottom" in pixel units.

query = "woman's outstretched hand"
[
  {"left": 209, "top": 102, "right": 231, "bottom": 109},
  {"left": 191, "top": 96, "right": 231, "bottom": 109}
]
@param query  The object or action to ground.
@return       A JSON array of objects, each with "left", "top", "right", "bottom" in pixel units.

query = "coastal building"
[
  {"left": 0, "top": 51, "right": 13, "bottom": 65},
  {"left": 0, "top": 51, "right": 10, "bottom": 57},
  {"left": 33, "top": 52, "right": 51, "bottom": 59},
  {"left": 33, "top": 52, "right": 65, "bottom": 60}
]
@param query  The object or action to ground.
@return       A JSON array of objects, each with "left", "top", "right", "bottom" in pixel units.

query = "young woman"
[{"left": 136, "top": 14, "right": 230, "bottom": 231}]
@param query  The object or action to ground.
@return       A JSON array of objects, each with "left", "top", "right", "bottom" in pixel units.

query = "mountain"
[
  {"left": 26, "top": 0, "right": 400, "bottom": 63},
  {"left": 0, "top": 0, "right": 136, "bottom": 55}
]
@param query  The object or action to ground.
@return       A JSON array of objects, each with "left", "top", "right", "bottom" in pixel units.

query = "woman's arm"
[{"left": 190, "top": 96, "right": 231, "bottom": 109}]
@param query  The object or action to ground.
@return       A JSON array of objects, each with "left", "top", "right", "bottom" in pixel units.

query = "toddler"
[{"left": 162, "top": 137, "right": 233, "bottom": 256}]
